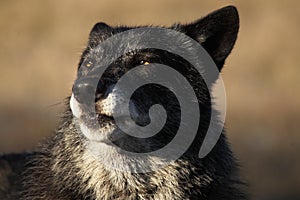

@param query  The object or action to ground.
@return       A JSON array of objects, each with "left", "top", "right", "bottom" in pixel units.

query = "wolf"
[{"left": 0, "top": 6, "right": 246, "bottom": 200}]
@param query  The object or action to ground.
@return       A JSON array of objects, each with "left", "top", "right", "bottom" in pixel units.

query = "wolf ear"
[
  {"left": 88, "top": 22, "right": 115, "bottom": 48},
  {"left": 180, "top": 6, "right": 239, "bottom": 71}
]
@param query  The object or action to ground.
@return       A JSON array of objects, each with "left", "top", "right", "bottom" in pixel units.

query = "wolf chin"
[{"left": 0, "top": 6, "right": 247, "bottom": 200}]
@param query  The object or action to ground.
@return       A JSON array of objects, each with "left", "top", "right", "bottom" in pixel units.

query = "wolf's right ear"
[
  {"left": 88, "top": 22, "right": 115, "bottom": 48},
  {"left": 180, "top": 6, "right": 239, "bottom": 71}
]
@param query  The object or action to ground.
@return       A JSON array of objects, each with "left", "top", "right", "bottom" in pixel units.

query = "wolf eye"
[
  {"left": 85, "top": 61, "right": 93, "bottom": 68},
  {"left": 140, "top": 60, "right": 150, "bottom": 65}
]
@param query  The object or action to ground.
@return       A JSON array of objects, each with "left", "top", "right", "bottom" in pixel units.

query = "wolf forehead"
[
  {"left": 79, "top": 29, "right": 183, "bottom": 69},
  {"left": 79, "top": 23, "right": 203, "bottom": 67},
  {"left": 78, "top": 6, "right": 239, "bottom": 75}
]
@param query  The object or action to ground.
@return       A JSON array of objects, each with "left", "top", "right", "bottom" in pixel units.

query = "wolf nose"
[{"left": 72, "top": 78, "right": 103, "bottom": 105}]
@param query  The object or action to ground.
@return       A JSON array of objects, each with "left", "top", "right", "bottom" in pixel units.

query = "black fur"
[{"left": 0, "top": 6, "right": 247, "bottom": 199}]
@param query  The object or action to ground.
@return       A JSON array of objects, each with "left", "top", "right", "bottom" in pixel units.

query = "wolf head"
[{"left": 69, "top": 6, "right": 239, "bottom": 168}]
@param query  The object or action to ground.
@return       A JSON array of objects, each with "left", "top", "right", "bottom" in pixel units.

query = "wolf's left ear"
[{"left": 180, "top": 6, "right": 239, "bottom": 71}]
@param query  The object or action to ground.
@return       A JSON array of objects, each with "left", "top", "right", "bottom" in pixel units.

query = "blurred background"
[{"left": 0, "top": 0, "right": 299, "bottom": 199}]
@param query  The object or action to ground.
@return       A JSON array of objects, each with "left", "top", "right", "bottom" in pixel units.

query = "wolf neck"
[
  {"left": 23, "top": 108, "right": 241, "bottom": 199},
  {"left": 45, "top": 114, "right": 191, "bottom": 200}
]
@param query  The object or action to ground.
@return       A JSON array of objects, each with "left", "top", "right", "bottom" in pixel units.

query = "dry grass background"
[{"left": 0, "top": 0, "right": 299, "bottom": 199}]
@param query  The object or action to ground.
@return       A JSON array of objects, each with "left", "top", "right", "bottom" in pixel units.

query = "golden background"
[{"left": 0, "top": 1, "right": 299, "bottom": 199}]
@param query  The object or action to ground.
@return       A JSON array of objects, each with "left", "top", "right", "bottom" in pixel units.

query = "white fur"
[
  {"left": 70, "top": 89, "right": 162, "bottom": 172},
  {"left": 70, "top": 94, "right": 116, "bottom": 142},
  {"left": 70, "top": 85, "right": 142, "bottom": 143},
  {"left": 70, "top": 94, "right": 83, "bottom": 118}
]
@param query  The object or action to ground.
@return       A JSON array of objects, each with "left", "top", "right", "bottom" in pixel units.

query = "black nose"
[{"left": 72, "top": 78, "right": 103, "bottom": 105}]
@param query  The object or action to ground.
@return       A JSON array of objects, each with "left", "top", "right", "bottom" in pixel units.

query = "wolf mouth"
[
  {"left": 97, "top": 113, "right": 114, "bottom": 124},
  {"left": 70, "top": 93, "right": 134, "bottom": 145},
  {"left": 79, "top": 110, "right": 130, "bottom": 133},
  {"left": 96, "top": 113, "right": 134, "bottom": 135}
]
